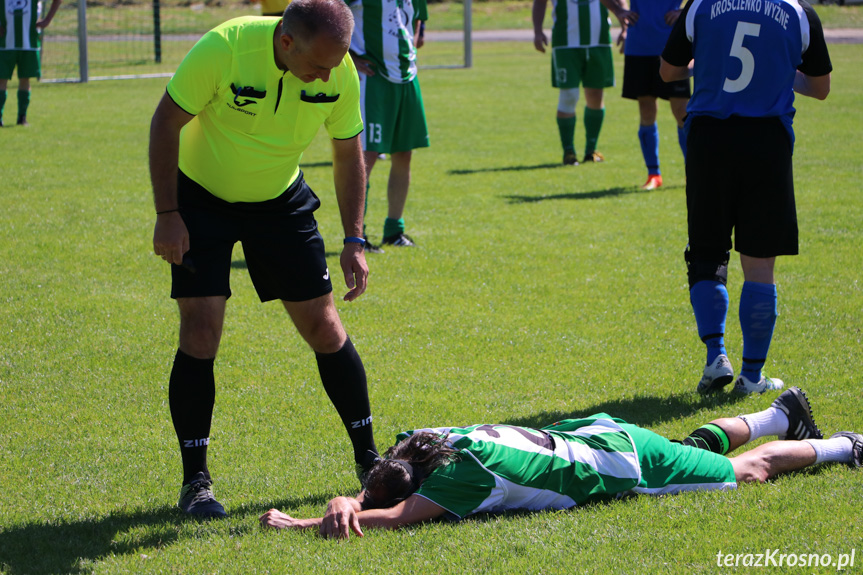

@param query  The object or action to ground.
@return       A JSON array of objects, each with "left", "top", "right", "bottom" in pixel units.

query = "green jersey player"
[
  {"left": 261, "top": 387, "right": 862, "bottom": 538},
  {"left": 532, "top": 0, "right": 630, "bottom": 165},
  {"left": 0, "top": 0, "right": 62, "bottom": 126},
  {"left": 346, "top": 0, "right": 429, "bottom": 250}
]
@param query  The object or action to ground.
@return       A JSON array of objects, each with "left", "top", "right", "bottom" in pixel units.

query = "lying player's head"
[{"left": 362, "top": 431, "right": 460, "bottom": 509}]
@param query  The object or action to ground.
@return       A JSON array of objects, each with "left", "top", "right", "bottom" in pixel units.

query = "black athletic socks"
[
  {"left": 315, "top": 337, "right": 379, "bottom": 470},
  {"left": 169, "top": 349, "right": 216, "bottom": 484},
  {"left": 681, "top": 423, "right": 731, "bottom": 455}
]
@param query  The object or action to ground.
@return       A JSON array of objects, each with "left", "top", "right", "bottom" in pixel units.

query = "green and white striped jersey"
[
  {"left": 550, "top": 0, "right": 612, "bottom": 49},
  {"left": 346, "top": 0, "right": 428, "bottom": 84},
  {"left": 1, "top": 0, "right": 42, "bottom": 51},
  {"left": 397, "top": 415, "right": 641, "bottom": 519}
]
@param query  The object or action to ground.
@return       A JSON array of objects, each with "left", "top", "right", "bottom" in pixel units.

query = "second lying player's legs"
[{"left": 682, "top": 387, "right": 859, "bottom": 480}]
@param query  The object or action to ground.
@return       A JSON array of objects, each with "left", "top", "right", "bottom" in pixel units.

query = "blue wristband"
[{"left": 344, "top": 236, "right": 366, "bottom": 246}]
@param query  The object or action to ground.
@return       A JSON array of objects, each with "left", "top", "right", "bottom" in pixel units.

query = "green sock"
[
  {"left": 583, "top": 107, "right": 605, "bottom": 155},
  {"left": 17, "top": 90, "right": 30, "bottom": 119},
  {"left": 383, "top": 217, "right": 405, "bottom": 239},
  {"left": 0, "top": 90, "right": 6, "bottom": 123},
  {"left": 556, "top": 116, "right": 576, "bottom": 154}
]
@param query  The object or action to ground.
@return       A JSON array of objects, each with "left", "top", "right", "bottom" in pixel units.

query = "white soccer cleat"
[
  {"left": 697, "top": 354, "right": 735, "bottom": 394},
  {"left": 733, "top": 374, "right": 784, "bottom": 395}
]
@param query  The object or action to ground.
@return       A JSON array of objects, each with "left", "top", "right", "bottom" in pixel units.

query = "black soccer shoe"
[
  {"left": 363, "top": 235, "right": 384, "bottom": 254},
  {"left": 771, "top": 387, "right": 823, "bottom": 441},
  {"left": 177, "top": 472, "right": 227, "bottom": 518},
  {"left": 830, "top": 432, "right": 863, "bottom": 468},
  {"left": 582, "top": 151, "right": 605, "bottom": 163},
  {"left": 562, "top": 151, "right": 579, "bottom": 166},
  {"left": 382, "top": 232, "right": 416, "bottom": 247}
]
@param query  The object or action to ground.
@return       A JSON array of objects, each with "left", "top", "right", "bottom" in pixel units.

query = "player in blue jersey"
[
  {"left": 260, "top": 388, "right": 861, "bottom": 538},
  {"left": 660, "top": 0, "right": 831, "bottom": 395},
  {"left": 609, "top": 0, "right": 689, "bottom": 189}
]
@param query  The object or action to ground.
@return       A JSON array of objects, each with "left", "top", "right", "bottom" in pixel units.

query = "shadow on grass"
[
  {"left": 0, "top": 493, "right": 333, "bottom": 575},
  {"left": 503, "top": 184, "right": 681, "bottom": 203},
  {"left": 448, "top": 163, "right": 563, "bottom": 175},
  {"left": 505, "top": 391, "right": 748, "bottom": 430}
]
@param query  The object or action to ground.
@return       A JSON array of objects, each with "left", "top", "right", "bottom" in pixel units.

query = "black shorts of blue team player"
[
  {"left": 686, "top": 115, "right": 798, "bottom": 260},
  {"left": 171, "top": 170, "right": 333, "bottom": 303},
  {"left": 622, "top": 55, "right": 691, "bottom": 100}
]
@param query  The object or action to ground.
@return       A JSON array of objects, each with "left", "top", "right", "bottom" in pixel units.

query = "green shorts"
[
  {"left": 360, "top": 73, "right": 429, "bottom": 153},
  {"left": 551, "top": 46, "right": 614, "bottom": 90},
  {"left": 621, "top": 423, "right": 737, "bottom": 495},
  {"left": 0, "top": 49, "right": 41, "bottom": 80}
]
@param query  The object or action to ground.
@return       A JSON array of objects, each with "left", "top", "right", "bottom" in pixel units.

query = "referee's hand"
[
  {"left": 341, "top": 243, "right": 368, "bottom": 302},
  {"left": 153, "top": 212, "right": 189, "bottom": 266}
]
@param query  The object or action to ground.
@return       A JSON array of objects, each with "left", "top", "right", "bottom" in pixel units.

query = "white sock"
[
  {"left": 803, "top": 437, "right": 854, "bottom": 464},
  {"left": 738, "top": 407, "right": 789, "bottom": 440}
]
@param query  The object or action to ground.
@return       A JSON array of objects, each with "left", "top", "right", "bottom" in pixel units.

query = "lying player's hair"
[{"left": 362, "top": 432, "right": 460, "bottom": 509}]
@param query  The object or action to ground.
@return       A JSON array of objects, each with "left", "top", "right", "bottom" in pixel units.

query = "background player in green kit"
[
  {"left": 0, "top": 0, "right": 62, "bottom": 126},
  {"left": 346, "top": 0, "right": 429, "bottom": 250},
  {"left": 261, "top": 387, "right": 862, "bottom": 538},
  {"left": 533, "top": 0, "right": 631, "bottom": 165}
]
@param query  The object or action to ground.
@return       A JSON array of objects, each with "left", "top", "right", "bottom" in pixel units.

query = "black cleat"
[
  {"left": 363, "top": 235, "right": 384, "bottom": 254},
  {"left": 177, "top": 472, "right": 227, "bottom": 518},
  {"left": 382, "top": 232, "right": 416, "bottom": 247},
  {"left": 830, "top": 432, "right": 863, "bottom": 468},
  {"left": 17, "top": 115, "right": 28, "bottom": 126},
  {"left": 771, "top": 387, "right": 823, "bottom": 440},
  {"left": 582, "top": 151, "right": 605, "bottom": 163},
  {"left": 562, "top": 151, "right": 579, "bottom": 166}
]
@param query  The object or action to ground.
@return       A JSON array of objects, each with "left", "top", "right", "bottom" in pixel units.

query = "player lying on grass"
[{"left": 260, "top": 387, "right": 861, "bottom": 538}]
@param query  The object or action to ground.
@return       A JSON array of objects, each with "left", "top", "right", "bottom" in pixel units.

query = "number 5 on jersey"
[{"left": 724, "top": 22, "right": 762, "bottom": 93}]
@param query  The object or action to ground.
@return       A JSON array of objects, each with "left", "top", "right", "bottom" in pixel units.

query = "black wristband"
[{"left": 156, "top": 208, "right": 180, "bottom": 215}]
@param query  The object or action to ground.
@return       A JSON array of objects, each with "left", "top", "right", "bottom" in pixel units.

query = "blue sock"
[
  {"left": 739, "top": 281, "right": 778, "bottom": 382},
  {"left": 638, "top": 123, "right": 660, "bottom": 175},
  {"left": 690, "top": 280, "right": 729, "bottom": 365},
  {"left": 677, "top": 125, "right": 687, "bottom": 162}
]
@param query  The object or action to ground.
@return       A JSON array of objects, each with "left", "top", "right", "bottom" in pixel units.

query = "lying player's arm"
[{"left": 260, "top": 493, "right": 447, "bottom": 539}]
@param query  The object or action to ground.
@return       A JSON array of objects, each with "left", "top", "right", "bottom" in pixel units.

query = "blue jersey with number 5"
[{"left": 683, "top": 0, "right": 808, "bottom": 122}]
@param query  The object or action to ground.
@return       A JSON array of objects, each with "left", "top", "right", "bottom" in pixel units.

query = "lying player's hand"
[
  {"left": 320, "top": 496, "right": 363, "bottom": 539},
  {"left": 259, "top": 509, "right": 303, "bottom": 530}
]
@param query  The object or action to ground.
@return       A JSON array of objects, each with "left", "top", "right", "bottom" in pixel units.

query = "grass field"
[{"left": 1, "top": 38, "right": 862, "bottom": 574}]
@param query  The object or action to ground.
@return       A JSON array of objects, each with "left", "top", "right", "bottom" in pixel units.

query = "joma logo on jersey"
[
  {"left": 183, "top": 438, "right": 210, "bottom": 448},
  {"left": 351, "top": 416, "right": 373, "bottom": 429}
]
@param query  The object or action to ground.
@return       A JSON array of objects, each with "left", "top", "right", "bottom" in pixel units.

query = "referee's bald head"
[{"left": 281, "top": 0, "right": 354, "bottom": 49}]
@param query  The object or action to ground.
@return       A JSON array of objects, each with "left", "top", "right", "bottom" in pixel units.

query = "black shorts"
[
  {"left": 171, "top": 171, "right": 333, "bottom": 303},
  {"left": 686, "top": 115, "right": 797, "bottom": 259},
  {"left": 622, "top": 55, "right": 691, "bottom": 100}
]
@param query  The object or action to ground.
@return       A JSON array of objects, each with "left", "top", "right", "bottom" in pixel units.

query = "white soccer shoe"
[
  {"left": 733, "top": 374, "right": 784, "bottom": 395},
  {"left": 697, "top": 354, "right": 735, "bottom": 394}
]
